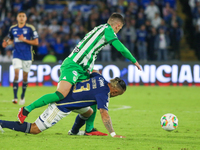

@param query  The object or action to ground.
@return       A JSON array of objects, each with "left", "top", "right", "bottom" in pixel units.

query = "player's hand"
[
  {"left": 2, "top": 40, "right": 8, "bottom": 48},
  {"left": 134, "top": 61, "right": 142, "bottom": 71},
  {"left": 18, "top": 34, "right": 25, "bottom": 41},
  {"left": 113, "top": 135, "right": 126, "bottom": 138}
]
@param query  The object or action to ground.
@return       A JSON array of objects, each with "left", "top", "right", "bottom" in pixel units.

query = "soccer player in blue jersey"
[
  {"left": 0, "top": 72, "right": 126, "bottom": 138},
  {"left": 2, "top": 11, "right": 39, "bottom": 105}
]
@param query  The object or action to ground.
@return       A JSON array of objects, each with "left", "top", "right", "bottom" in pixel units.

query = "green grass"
[{"left": 0, "top": 86, "right": 200, "bottom": 150}]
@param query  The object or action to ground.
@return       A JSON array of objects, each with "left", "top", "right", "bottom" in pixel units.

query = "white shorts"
[
  {"left": 35, "top": 103, "right": 90, "bottom": 132},
  {"left": 12, "top": 58, "right": 32, "bottom": 72}
]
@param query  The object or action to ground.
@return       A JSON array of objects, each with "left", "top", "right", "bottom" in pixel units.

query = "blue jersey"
[
  {"left": 8, "top": 24, "right": 39, "bottom": 60},
  {"left": 56, "top": 73, "right": 110, "bottom": 113}
]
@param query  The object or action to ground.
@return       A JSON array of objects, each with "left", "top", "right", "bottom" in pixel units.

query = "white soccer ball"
[{"left": 160, "top": 113, "right": 178, "bottom": 131}]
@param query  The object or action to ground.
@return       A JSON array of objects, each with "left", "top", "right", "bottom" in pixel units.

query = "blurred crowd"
[
  {"left": 189, "top": 0, "right": 200, "bottom": 60},
  {"left": 0, "top": 0, "right": 183, "bottom": 63}
]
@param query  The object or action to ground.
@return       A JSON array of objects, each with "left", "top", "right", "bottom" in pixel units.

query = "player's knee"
[
  {"left": 57, "top": 81, "right": 72, "bottom": 97},
  {"left": 23, "top": 75, "right": 28, "bottom": 82},
  {"left": 23, "top": 72, "right": 28, "bottom": 82},
  {"left": 14, "top": 74, "right": 19, "bottom": 80},
  {"left": 30, "top": 123, "right": 41, "bottom": 134},
  {"left": 88, "top": 108, "right": 93, "bottom": 116},
  {"left": 23, "top": 78, "right": 28, "bottom": 82},
  {"left": 81, "top": 108, "right": 93, "bottom": 118}
]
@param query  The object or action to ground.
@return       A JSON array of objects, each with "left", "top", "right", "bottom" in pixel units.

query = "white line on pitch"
[{"left": 109, "top": 105, "right": 132, "bottom": 111}]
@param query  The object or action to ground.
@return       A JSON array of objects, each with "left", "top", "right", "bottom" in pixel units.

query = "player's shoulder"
[
  {"left": 9, "top": 24, "right": 18, "bottom": 30},
  {"left": 25, "top": 23, "right": 36, "bottom": 31},
  {"left": 105, "top": 24, "right": 113, "bottom": 31}
]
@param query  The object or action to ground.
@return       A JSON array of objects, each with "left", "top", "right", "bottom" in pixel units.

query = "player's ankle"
[{"left": 23, "top": 107, "right": 29, "bottom": 116}]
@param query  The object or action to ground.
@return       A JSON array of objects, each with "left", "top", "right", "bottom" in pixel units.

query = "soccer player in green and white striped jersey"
[{"left": 18, "top": 13, "right": 141, "bottom": 130}]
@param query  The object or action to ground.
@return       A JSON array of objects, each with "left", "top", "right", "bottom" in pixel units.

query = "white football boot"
[
  {"left": 68, "top": 130, "right": 85, "bottom": 135},
  {"left": 0, "top": 124, "right": 4, "bottom": 134},
  {"left": 19, "top": 98, "right": 25, "bottom": 105}
]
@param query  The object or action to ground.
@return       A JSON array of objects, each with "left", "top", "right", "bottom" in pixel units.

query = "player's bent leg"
[
  {"left": 29, "top": 123, "right": 41, "bottom": 134},
  {"left": 56, "top": 80, "right": 72, "bottom": 97},
  {"left": 24, "top": 80, "right": 71, "bottom": 112},
  {"left": 34, "top": 103, "right": 70, "bottom": 132},
  {"left": 85, "top": 104, "right": 97, "bottom": 132},
  {"left": 18, "top": 91, "right": 64, "bottom": 123},
  {"left": 0, "top": 119, "right": 32, "bottom": 133},
  {"left": 18, "top": 82, "right": 71, "bottom": 123},
  {"left": 80, "top": 107, "right": 93, "bottom": 118},
  {"left": 69, "top": 107, "right": 92, "bottom": 135}
]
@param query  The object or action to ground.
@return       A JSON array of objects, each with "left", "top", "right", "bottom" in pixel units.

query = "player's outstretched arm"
[
  {"left": 111, "top": 40, "right": 142, "bottom": 71},
  {"left": 99, "top": 108, "right": 126, "bottom": 138}
]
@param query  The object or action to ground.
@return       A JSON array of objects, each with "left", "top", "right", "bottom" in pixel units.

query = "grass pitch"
[{"left": 0, "top": 86, "right": 200, "bottom": 150}]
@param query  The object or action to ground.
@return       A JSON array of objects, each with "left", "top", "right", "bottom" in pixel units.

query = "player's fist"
[
  {"left": 113, "top": 135, "right": 126, "bottom": 138},
  {"left": 2, "top": 40, "right": 8, "bottom": 48},
  {"left": 18, "top": 34, "right": 25, "bottom": 41},
  {"left": 134, "top": 61, "right": 142, "bottom": 71}
]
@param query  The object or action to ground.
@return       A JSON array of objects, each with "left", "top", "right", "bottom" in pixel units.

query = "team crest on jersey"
[
  {"left": 73, "top": 76, "right": 77, "bottom": 82},
  {"left": 98, "top": 77, "right": 104, "bottom": 87},
  {"left": 23, "top": 29, "right": 27, "bottom": 34}
]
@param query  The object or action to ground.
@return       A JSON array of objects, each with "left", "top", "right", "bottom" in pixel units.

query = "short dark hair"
[
  {"left": 17, "top": 11, "right": 26, "bottom": 15},
  {"left": 108, "top": 13, "right": 125, "bottom": 25}
]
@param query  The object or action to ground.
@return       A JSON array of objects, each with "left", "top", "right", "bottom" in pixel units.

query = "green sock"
[
  {"left": 85, "top": 104, "right": 97, "bottom": 132},
  {"left": 24, "top": 91, "right": 64, "bottom": 112}
]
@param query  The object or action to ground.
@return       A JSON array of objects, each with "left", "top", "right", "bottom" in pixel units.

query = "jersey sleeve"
[
  {"left": 28, "top": 24, "right": 39, "bottom": 39},
  {"left": 104, "top": 27, "right": 118, "bottom": 43},
  {"left": 111, "top": 40, "right": 137, "bottom": 63},
  {"left": 95, "top": 92, "right": 109, "bottom": 111},
  {"left": 8, "top": 28, "right": 13, "bottom": 40}
]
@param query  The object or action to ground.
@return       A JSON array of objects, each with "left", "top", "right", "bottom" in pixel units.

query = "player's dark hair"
[
  {"left": 108, "top": 13, "right": 125, "bottom": 25},
  {"left": 17, "top": 11, "right": 26, "bottom": 15},
  {"left": 115, "top": 77, "right": 126, "bottom": 91},
  {"left": 110, "top": 77, "right": 126, "bottom": 92}
]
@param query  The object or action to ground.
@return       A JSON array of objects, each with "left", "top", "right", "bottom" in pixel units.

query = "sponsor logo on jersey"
[
  {"left": 72, "top": 71, "right": 77, "bottom": 76},
  {"left": 13, "top": 29, "right": 18, "bottom": 31},
  {"left": 14, "top": 37, "right": 26, "bottom": 42},
  {"left": 14, "top": 31, "right": 17, "bottom": 34},
  {"left": 73, "top": 47, "right": 80, "bottom": 53},
  {"left": 98, "top": 77, "right": 104, "bottom": 87},
  {"left": 62, "top": 76, "right": 66, "bottom": 80}
]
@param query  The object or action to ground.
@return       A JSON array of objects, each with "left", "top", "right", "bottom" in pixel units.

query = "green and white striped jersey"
[{"left": 68, "top": 23, "right": 118, "bottom": 72}]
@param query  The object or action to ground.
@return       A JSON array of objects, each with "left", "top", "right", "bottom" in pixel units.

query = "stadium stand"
[{"left": 0, "top": 0, "right": 189, "bottom": 62}]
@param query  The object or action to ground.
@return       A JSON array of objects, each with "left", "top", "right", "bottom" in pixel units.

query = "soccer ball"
[{"left": 160, "top": 113, "right": 178, "bottom": 131}]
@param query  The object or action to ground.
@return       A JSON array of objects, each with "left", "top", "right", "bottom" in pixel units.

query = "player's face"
[
  {"left": 113, "top": 23, "right": 123, "bottom": 34},
  {"left": 17, "top": 13, "right": 27, "bottom": 24},
  {"left": 110, "top": 89, "right": 124, "bottom": 97}
]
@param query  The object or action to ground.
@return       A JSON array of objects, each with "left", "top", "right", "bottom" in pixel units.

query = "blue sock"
[
  {"left": 21, "top": 82, "right": 28, "bottom": 99},
  {"left": 13, "top": 81, "right": 18, "bottom": 99},
  {"left": 71, "top": 114, "right": 88, "bottom": 134},
  {"left": 0, "top": 120, "right": 31, "bottom": 133}
]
